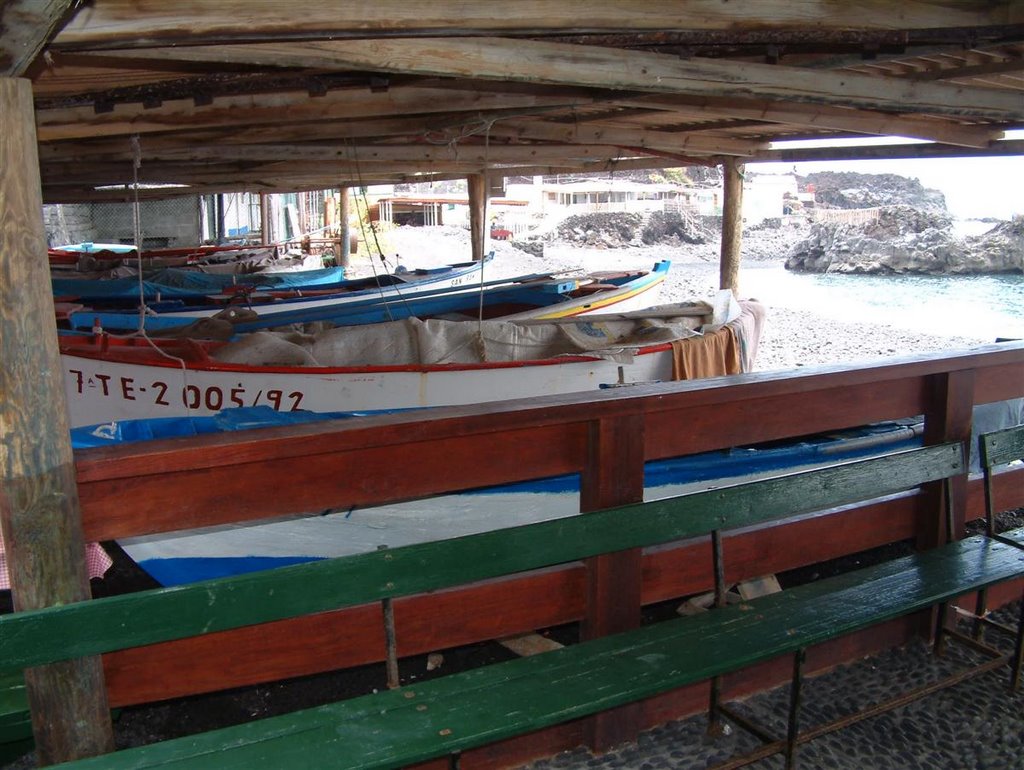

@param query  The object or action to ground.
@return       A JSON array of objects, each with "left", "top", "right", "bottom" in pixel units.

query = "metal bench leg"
[
  {"left": 378, "top": 545, "right": 401, "bottom": 690},
  {"left": 707, "top": 675, "right": 724, "bottom": 737},
  {"left": 1011, "top": 600, "right": 1024, "bottom": 693},
  {"left": 784, "top": 648, "right": 806, "bottom": 770},
  {"left": 707, "top": 529, "right": 727, "bottom": 737},
  {"left": 934, "top": 602, "right": 949, "bottom": 657},
  {"left": 382, "top": 595, "right": 400, "bottom": 689},
  {"left": 449, "top": 751, "right": 462, "bottom": 769},
  {"left": 972, "top": 588, "right": 989, "bottom": 641}
]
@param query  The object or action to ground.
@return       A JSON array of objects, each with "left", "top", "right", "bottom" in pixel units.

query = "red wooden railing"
[{"left": 69, "top": 342, "right": 1024, "bottom": 766}]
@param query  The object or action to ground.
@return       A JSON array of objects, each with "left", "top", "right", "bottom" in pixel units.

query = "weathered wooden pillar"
[
  {"left": 468, "top": 173, "right": 488, "bottom": 262},
  {"left": 259, "top": 192, "right": 271, "bottom": 245},
  {"left": 215, "top": 192, "right": 226, "bottom": 242},
  {"left": 580, "top": 414, "right": 646, "bottom": 751},
  {"left": 719, "top": 156, "right": 744, "bottom": 296},
  {"left": 338, "top": 185, "right": 352, "bottom": 268},
  {"left": 0, "top": 78, "right": 115, "bottom": 764}
]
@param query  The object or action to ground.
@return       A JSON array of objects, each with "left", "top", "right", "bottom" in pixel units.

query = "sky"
[{"left": 756, "top": 132, "right": 1024, "bottom": 221}]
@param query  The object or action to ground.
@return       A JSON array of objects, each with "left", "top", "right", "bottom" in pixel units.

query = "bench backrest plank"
[
  {"left": 980, "top": 424, "right": 1024, "bottom": 469},
  {"left": 0, "top": 442, "right": 963, "bottom": 671}
]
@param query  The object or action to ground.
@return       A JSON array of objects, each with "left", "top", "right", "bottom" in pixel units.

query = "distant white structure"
[
  {"left": 742, "top": 172, "right": 801, "bottom": 226},
  {"left": 505, "top": 174, "right": 802, "bottom": 226},
  {"left": 361, "top": 172, "right": 807, "bottom": 236},
  {"left": 533, "top": 180, "right": 689, "bottom": 214}
]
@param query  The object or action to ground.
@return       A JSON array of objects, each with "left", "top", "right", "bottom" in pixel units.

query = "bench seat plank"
[
  {"left": 1000, "top": 526, "right": 1024, "bottom": 547},
  {"left": 56, "top": 535, "right": 1024, "bottom": 769}
]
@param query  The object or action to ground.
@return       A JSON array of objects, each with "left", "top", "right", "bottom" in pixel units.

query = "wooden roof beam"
[
  {"left": 754, "top": 138, "right": 1024, "bottom": 163},
  {"left": 40, "top": 144, "right": 659, "bottom": 174},
  {"left": 619, "top": 94, "right": 1004, "bottom": 148},
  {"left": 40, "top": 153, "right": 704, "bottom": 201},
  {"left": 36, "top": 107, "right": 610, "bottom": 161},
  {"left": 51, "top": 1, "right": 1024, "bottom": 49},
  {"left": 911, "top": 55, "right": 1024, "bottom": 80},
  {"left": 34, "top": 85, "right": 599, "bottom": 141},
  {"left": 0, "top": 0, "right": 80, "bottom": 76},
  {"left": 486, "top": 119, "right": 764, "bottom": 156},
  {"left": 42, "top": 157, "right": 719, "bottom": 202},
  {"left": 37, "top": 148, "right": 704, "bottom": 195},
  {"left": 79, "top": 37, "right": 1024, "bottom": 120}
]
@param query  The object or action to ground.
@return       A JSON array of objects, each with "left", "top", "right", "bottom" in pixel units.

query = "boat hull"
[
  {"left": 61, "top": 344, "right": 675, "bottom": 428},
  {"left": 107, "top": 418, "right": 921, "bottom": 586},
  {"left": 69, "top": 259, "right": 668, "bottom": 333},
  {"left": 66, "top": 258, "right": 495, "bottom": 331}
]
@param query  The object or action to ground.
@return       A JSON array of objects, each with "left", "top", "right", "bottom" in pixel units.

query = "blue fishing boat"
[
  {"left": 65, "top": 260, "right": 669, "bottom": 334},
  {"left": 53, "top": 265, "right": 349, "bottom": 301},
  {"left": 61, "top": 256, "right": 499, "bottom": 331}
]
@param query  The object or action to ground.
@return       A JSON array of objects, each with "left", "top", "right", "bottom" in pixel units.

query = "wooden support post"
[
  {"left": 921, "top": 370, "right": 974, "bottom": 549},
  {"left": 468, "top": 173, "right": 488, "bottom": 263},
  {"left": 215, "top": 192, "right": 226, "bottom": 243},
  {"left": 719, "top": 156, "right": 744, "bottom": 296},
  {"left": 338, "top": 185, "right": 352, "bottom": 268},
  {"left": 259, "top": 192, "right": 271, "bottom": 245},
  {"left": 580, "top": 414, "right": 646, "bottom": 752},
  {"left": 0, "top": 77, "right": 115, "bottom": 764}
]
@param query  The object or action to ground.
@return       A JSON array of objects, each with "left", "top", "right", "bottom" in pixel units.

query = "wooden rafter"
[
  {"left": 754, "top": 137, "right": 1024, "bottom": 163},
  {"left": 34, "top": 85, "right": 600, "bottom": 141},
  {"left": 70, "top": 37, "right": 1024, "bottom": 120},
  {"left": 11, "top": 3, "right": 1024, "bottom": 198},
  {"left": 51, "top": 1, "right": 1024, "bottom": 49},
  {"left": 0, "top": 0, "right": 81, "bottom": 76},
  {"left": 486, "top": 119, "right": 763, "bottom": 156},
  {"left": 41, "top": 155, "right": 703, "bottom": 202},
  {"left": 619, "top": 95, "right": 1004, "bottom": 148}
]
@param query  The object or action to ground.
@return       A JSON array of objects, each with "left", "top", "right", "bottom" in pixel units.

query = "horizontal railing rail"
[{"left": 73, "top": 342, "right": 1024, "bottom": 541}]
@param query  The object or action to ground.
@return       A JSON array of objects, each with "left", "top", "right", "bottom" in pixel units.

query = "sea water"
[{"left": 741, "top": 263, "right": 1024, "bottom": 342}]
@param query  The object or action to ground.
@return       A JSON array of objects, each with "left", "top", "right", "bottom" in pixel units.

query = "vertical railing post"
[
  {"left": 580, "top": 413, "right": 646, "bottom": 752},
  {"left": 921, "top": 370, "right": 974, "bottom": 548},
  {"left": 921, "top": 369, "right": 974, "bottom": 644},
  {"left": 0, "top": 77, "right": 115, "bottom": 764}
]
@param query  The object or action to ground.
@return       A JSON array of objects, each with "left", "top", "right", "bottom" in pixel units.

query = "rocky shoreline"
[{"left": 786, "top": 206, "right": 1024, "bottom": 275}]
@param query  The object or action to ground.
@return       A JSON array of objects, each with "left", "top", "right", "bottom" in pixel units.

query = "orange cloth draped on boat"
[{"left": 670, "top": 325, "right": 742, "bottom": 380}]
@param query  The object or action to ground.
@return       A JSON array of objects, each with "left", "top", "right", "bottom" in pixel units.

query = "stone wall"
[
  {"left": 43, "top": 197, "right": 202, "bottom": 250},
  {"left": 42, "top": 203, "right": 96, "bottom": 247},
  {"left": 90, "top": 197, "right": 201, "bottom": 248}
]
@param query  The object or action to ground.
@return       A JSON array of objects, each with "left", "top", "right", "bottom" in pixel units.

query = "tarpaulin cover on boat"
[{"left": 209, "top": 298, "right": 744, "bottom": 368}]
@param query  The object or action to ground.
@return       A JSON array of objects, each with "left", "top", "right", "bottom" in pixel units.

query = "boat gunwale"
[{"left": 59, "top": 336, "right": 678, "bottom": 376}]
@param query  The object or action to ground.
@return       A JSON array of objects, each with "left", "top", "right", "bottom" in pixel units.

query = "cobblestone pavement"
[{"left": 523, "top": 605, "right": 1023, "bottom": 770}]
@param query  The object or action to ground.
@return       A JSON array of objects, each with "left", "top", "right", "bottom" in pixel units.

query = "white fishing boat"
[{"left": 59, "top": 296, "right": 763, "bottom": 429}]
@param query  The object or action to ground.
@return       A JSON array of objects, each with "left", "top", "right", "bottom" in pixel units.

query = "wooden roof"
[{"left": 5, "top": 1, "right": 1024, "bottom": 202}]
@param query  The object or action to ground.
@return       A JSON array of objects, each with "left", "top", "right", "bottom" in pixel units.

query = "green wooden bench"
[
  {"left": 2, "top": 440, "right": 1023, "bottom": 769},
  {"left": 0, "top": 669, "right": 30, "bottom": 765},
  {"left": 970, "top": 423, "right": 1024, "bottom": 648}
]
